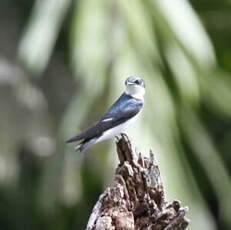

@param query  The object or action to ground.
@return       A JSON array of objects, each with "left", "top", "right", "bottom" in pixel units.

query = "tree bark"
[{"left": 86, "top": 134, "right": 189, "bottom": 230}]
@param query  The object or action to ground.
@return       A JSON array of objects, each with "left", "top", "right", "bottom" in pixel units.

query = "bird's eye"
[{"left": 134, "top": 80, "right": 140, "bottom": 84}]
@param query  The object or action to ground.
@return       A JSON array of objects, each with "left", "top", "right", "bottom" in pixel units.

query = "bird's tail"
[
  {"left": 74, "top": 137, "right": 98, "bottom": 152},
  {"left": 66, "top": 134, "right": 82, "bottom": 143}
]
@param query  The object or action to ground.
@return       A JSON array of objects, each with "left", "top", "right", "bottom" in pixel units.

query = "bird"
[{"left": 66, "top": 76, "right": 145, "bottom": 152}]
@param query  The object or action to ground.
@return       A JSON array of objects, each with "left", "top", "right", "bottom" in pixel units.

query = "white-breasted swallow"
[{"left": 66, "top": 76, "right": 145, "bottom": 152}]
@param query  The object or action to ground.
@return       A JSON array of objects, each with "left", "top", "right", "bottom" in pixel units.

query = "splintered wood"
[{"left": 86, "top": 134, "right": 189, "bottom": 230}]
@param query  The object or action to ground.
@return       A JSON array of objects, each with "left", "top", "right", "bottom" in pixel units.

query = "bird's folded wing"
[{"left": 66, "top": 99, "right": 143, "bottom": 143}]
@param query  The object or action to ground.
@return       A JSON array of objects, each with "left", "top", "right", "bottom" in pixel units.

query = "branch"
[{"left": 86, "top": 134, "right": 189, "bottom": 230}]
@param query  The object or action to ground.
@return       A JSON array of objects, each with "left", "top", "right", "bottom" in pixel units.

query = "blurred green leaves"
[
  {"left": 18, "top": 0, "right": 72, "bottom": 73},
  {"left": 0, "top": 0, "right": 229, "bottom": 229}
]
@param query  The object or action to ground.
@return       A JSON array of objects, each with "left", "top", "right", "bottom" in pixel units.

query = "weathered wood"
[{"left": 86, "top": 134, "right": 189, "bottom": 230}]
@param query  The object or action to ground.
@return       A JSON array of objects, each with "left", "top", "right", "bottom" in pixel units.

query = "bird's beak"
[{"left": 127, "top": 82, "right": 135, "bottom": 85}]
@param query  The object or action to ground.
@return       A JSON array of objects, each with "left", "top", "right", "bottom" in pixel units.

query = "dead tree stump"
[{"left": 86, "top": 134, "right": 189, "bottom": 230}]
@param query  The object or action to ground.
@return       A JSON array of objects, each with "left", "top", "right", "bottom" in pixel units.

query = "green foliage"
[{"left": 0, "top": 0, "right": 230, "bottom": 229}]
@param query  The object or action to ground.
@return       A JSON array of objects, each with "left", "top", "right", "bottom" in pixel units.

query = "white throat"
[{"left": 125, "top": 84, "right": 145, "bottom": 100}]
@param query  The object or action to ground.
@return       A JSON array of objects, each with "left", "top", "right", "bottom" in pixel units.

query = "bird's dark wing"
[{"left": 66, "top": 93, "right": 143, "bottom": 143}]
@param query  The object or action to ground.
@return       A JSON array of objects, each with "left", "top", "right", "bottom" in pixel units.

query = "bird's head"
[{"left": 125, "top": 76, "right": 145, "bottom": 100}]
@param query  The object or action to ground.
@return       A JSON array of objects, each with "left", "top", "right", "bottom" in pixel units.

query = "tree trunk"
[{"left": 86, "top": 134, "right": 189, "bottom": 230}]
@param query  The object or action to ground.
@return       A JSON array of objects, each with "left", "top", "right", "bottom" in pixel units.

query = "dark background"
[{"left": 0, "top": 0, "right": 231, "bottom": 229}]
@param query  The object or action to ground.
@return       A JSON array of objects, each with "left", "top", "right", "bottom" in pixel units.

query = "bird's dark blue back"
[{"left": 103, "top": 93, "right": 143, "bottom": 119}]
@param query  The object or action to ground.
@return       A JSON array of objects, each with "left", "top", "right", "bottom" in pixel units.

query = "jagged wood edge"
[{"left": 86, "top": 134, "right": 189, "bottom": 230}]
